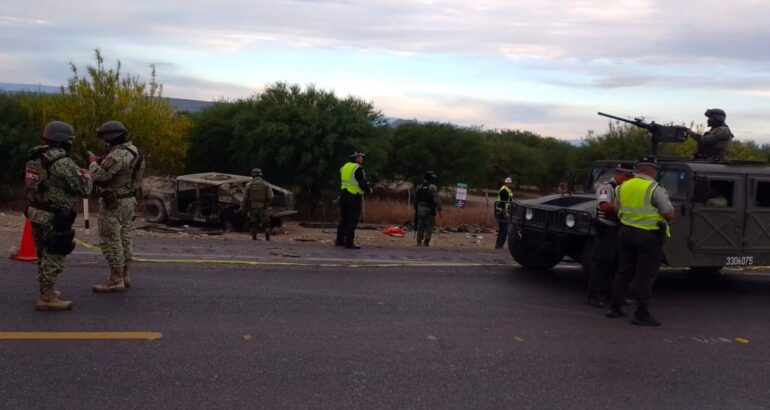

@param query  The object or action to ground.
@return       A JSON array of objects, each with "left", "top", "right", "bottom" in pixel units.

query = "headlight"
[
  {"left": 525, "top": 209, "right": 534, "bottom": 221},
  {"left": 565, "top": 213, "right": 576, "bottom": 228}
]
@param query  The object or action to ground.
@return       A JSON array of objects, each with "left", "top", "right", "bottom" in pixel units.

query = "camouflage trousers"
[
  {"left": 98, "top": 198, "right": 135, "bottom": 269},
  {"left": 248, "top": 208, "right": 270, "bottom": 236},
  {"left": 416, "top": 211, "right": 435, "bottom": 245},
  {"left": 31, "top": 222, "right": 66, "bottom": 295}
]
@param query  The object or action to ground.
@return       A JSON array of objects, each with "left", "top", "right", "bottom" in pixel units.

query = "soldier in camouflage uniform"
[
  {"left": 414, "top": 171, "right": 441, "bottom": 246},
  {"left": 88, "top": 121, "right": 145, "bottom": 292},
  {"left": 25, "top": 121, "right": 93, "bottom": 311},
  {"left": 241, "top": 168, "right": 274, "bottom": 240},
  {"left": 689, "top": 108, "right": 734, "bottom": 162}
]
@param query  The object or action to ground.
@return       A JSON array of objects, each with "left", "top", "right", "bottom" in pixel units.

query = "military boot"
[
  {"left": 423, "top": 239, "right": 430, "bottom": 247},
  {"left": 93, "top": 266, "right": 127, "bottom": 293},
  {"left": 122, "top": 263, "right": 131, "bottom": 288},
  {"left": 265, "top": 228, "right": 271, "bottom": 241},
  {"left": 632, "top": 311, "right": 661, "bottom": 327},
  {"left": 36, "top": 290, "right": 73, "bottom": 311}
]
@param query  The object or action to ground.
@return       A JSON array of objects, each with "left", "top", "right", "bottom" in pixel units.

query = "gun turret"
[{"left": 598, "top": 112, "right": 689, "bottom": 155}]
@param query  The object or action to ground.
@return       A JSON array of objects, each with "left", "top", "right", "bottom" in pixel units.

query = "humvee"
[
  {"left": 143, "top": 172, "right": 297, "bottom": 231},
  {"left": 504, "top": 113, "right": 770, "bottom": 274}
]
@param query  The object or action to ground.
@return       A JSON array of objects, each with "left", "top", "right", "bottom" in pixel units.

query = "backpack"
[
  {"left": 25, "top": 146, "right": 67, "bottom": 206},
  {"left": 249, "top": 180, "right": 269, "bottom": 207},
  {"left": 122, "top": 144, "right": 146, "bottom": 201}
]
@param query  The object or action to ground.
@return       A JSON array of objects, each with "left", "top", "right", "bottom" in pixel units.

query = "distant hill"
[
  {"left": 0, "top": 82, "right": 441, "bottom": 126},
  {"left": 0, "top": 82, "right": 215, "bottom": 113}
]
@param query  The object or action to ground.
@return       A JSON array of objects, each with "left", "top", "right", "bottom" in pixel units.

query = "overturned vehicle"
[{"left": 142, "top": 173, "right": 297, "bottom": 231}]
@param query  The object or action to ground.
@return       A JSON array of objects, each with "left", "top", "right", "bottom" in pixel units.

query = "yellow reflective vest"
[
  {"left": 340, "top": 162, "right": 363, "bottom": 195},
  {"left": 616, "top": 177, "right": 670, "bottom": 237}
]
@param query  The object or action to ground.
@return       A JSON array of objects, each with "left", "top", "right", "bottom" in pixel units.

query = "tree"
[
  {"left": 384, "top": 122, "right": 488, "bottom": 188},
  {"left": 188, "top": 83, "right": 388, "bottom": 215},
  {"left": 20, "top": 49, "right": 191, "bottom": 173},
  {"left": 0, "top": 92, "right": 37, "bottom": 202}
]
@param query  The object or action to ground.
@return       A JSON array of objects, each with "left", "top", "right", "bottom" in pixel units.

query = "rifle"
[{"left": 598, "top": 112, "right": 689, "bottom": 155}]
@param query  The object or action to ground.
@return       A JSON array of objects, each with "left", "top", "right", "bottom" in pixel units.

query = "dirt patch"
[{"left": 0, "top": 211, "right": 504, "bottom": 251}]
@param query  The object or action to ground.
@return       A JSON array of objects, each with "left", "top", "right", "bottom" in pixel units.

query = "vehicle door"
[
  {"left": 689, "top": 174, "right": 744, "bottom": 253},
  {"left": 657, "top": 165, "right": 690, "bottom": 237},
  {"left": 743, "top": 176, "right": 770, "bottom": 252}
]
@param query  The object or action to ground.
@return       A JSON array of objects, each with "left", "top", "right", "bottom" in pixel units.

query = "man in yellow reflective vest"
[
  {"left": 495, "top": 177, "right": 515, "bottom": 249},
  {"left": 606, "top": 157, "right": 674, "bottom": 326},
  {"left": 336, "top": 151, "right": 371, "bottom": 249}
]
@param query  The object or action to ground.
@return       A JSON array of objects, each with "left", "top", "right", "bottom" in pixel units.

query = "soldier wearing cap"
[
  {"left": 606, "top": 156, "right": 674, "bottom": 326},
  {"left": 336, "top": 151, "right": 371, "bottom": 249},
  {"left": 242, "top": 168, "right": 274, "bottom": 241},
  {"left": 495, "top": 177, "right": 516, "bottom": 249},
  {"left": 587, "top": 164, "right": 633, "bottom": 308},
  {"left": 689, "top": 108, "right": 734, "bottom": 161}
]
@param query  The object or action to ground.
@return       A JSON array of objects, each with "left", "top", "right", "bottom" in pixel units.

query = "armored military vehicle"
[
  {"left": 504, "top": 113, "right": 770, "bottom": 274},
  {"left": 143, "top": 172, "right": 297, "bottom": 231}
]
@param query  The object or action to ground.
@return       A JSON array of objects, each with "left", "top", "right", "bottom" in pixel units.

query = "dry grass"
[{"left": 362, "top": 198, "right": 496, "bottom": 229}]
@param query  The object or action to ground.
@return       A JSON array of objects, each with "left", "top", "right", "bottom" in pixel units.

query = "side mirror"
[{"left": 692, "top": 176, "right": 709, "bottom": 203}]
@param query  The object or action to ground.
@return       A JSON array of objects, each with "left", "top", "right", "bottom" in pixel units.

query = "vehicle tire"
[
  {"left": 143, "top": 198, "right": 167, "bottom": 223},
  {"left": 508, "top": 227, "right": 563, "bottom": 270}
]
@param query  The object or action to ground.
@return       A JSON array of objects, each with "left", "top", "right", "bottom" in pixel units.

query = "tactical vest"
[
  {"left": 495, "top": 185, "right": 513, "bottom": 215},
  {"left": 340, "top": 162, "right": 363, "bottom": 195},
  {"left": 416, "top": 183, "right": 435, "bottom": 211},
  {"left": 123, "top": 144, "right": 145, "bottom": 193},
  {"left": 248, "top": 179, "right": 269, "bottom": 208},
  {"left": 617, "top": 177, "right": 670, "bottom": 237},
  {"left": 25, "top": 146, "right": 67, "bottom": 207}
]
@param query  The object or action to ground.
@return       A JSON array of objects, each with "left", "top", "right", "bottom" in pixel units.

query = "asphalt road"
[{"left": 1, "top": 241, "right": 769, "bottom": 409}]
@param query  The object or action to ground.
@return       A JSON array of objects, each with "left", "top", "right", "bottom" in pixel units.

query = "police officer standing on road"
[
  {"left": 25, "top": 121, "right": 93, "bottom": 310},
  {"left": 336, "top": 151, "right": 371, "bottom": 249},
  {"left": 89, "top": 121, "right": 145, "bottom": 293},
  {"left": 689, "top": 108, "right": 734, "bottom": 162},
  {"left": 495, "top": 177, "right": 515, "bottom": 249},
  {"left": 587, "top": 165, "right": 633, "bottom": 308},
  {"left": 242, "top": 168, "right": 274, "bottom": 241},
  {"left": 606, "top": 157, "right": 674, "bottom": 326},
  {"left": 414, "top": 171, "right": 442, "bottom": 247}
]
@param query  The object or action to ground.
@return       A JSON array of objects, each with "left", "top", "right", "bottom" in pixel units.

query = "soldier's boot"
[
  {"left": 122, "top": 263, "right": 131, "bottom": 288},
  {"left": 252, "top": 233, "right": 257, "bottom": 240},
  {"left": 631, "top": 311, "right": 661, "bottom": 327},
  {"left": 36, "top": 290, "right": 73, "bottom": 311},
  {"left": 423, "top": 238, "right": 430, "bottom": 247},
  {"left": 265, "top": 228, "right": 271, "bottom": 241},
  {"left": 92, "top": 266, "right": 127, "bottom": 293}
]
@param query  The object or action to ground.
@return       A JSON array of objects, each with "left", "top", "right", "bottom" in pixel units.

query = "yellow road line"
[
  {"left": 75, "top": 239, "right": 509, "bottom": 268},
  {"left": 0, "top": 332, "right": 162, "bottom": 340}
]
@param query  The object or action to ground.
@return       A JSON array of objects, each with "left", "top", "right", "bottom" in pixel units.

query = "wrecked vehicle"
[{"left": 142, "top": 172, "right": 297, "bottom": 231}]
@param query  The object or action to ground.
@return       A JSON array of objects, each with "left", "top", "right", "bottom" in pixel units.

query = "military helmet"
[
  {"left": 42, "top": 121, "right": 75, "bottom": 143},
  {"left": 704, "top": 108, "right": 726, "bottom": 122},
  {"left": 96, "top": 120, "right": 128, "bottom": 141},
  {"left": 251, "top": 168, "right": 263, "bottom": 177}
]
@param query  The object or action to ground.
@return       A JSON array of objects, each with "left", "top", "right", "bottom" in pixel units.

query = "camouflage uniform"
[
  {"left": 26, "top": 146, "right": 92, "bottom": 295},
  {"left": 415, "top": 182, "right": 441, "bottom": 246},
  {"left": 242, "top": 176, "right": 274, "bottom": 239},
  {"left": 692, "top": 124, "right": 734, "bottom": 161},
  {"left": 89, "top": 142, "right": 144, "bottom": 276}
]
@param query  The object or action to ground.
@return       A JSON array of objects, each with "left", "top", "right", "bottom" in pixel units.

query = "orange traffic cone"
[{"left": 11, "top": 219, "right": 38, "bottom": 262}]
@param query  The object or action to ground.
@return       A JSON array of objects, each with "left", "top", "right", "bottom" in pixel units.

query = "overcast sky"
[{"left": 3, "top": 0, "right": 770, "bottom": 140}]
